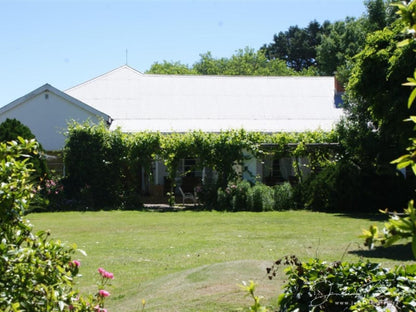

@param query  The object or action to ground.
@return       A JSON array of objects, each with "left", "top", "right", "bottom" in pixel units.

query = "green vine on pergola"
[{"left": 64, "top": 122, "right": 339, "bottom": 197}]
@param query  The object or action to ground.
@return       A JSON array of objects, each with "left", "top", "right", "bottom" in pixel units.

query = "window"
[{"left": 183, "top": 158, "right": 196, "bottom": 177}]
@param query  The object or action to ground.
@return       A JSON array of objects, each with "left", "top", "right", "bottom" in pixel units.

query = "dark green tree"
[
  {"left": 261, "top": 20, "right": 331, "bottom": 71},
  {"left": 0, "top": 118, "right": 47, "bottom": 178},
  {"left": 0, "top": 118, "right": 36, "bottom": 142},
  {"left": 365, "top": 0, "right": 388, "bottom": 31}
]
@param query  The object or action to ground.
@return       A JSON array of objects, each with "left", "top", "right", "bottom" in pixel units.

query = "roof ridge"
[{"left": 65, "top": 65, "right": 143, "bottom": 92}]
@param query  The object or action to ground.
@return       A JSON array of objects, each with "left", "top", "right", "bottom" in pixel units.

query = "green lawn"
[{"left": 27, "top": 210, "right": 414, "bottom": 312}]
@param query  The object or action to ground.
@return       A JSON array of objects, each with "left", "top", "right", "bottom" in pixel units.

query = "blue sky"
[{"left": 1, "top": 0, "right": 366, "bottom": 107}]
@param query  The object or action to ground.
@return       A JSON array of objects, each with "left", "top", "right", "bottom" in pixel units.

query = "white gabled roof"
[
  {"left": 0, "top": 83, "right": 110, "bottom": 122},
  {"left": 66, "top": 65, "right": 344, "bottom": 133}
]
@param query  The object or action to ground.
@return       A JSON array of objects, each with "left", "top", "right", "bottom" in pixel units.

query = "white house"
[
  {"left": 0, "top": 65, "right": 344, "bottom": 190},
  {"left": 0, "top": 84, "right": 110, "bottom": 151}
]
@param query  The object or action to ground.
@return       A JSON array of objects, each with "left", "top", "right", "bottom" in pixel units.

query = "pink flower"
[
  {"left": 99, "top": 289, "right": 110, "bottom": 297},
  {"left": 104, "top": 271, "right": 114, "bottom": 279},
  {"left": 98, "top": 267, "right": 114, "bottom": 279},
  {"left": 71, "top": 260, "right": 81, "bottom": 267}
]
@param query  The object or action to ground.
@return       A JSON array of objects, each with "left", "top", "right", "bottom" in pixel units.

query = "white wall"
[{"left": 0, "top": 90, "right": 103, "bottom": 151}]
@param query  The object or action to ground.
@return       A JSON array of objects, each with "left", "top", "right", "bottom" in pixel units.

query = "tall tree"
[
  {"left": 316, "top": 0, "right": 398, "bottom": 78},
  {"left": 316, "top": 17, "right": 367, "bottom": 76},
  {"left": 261, "top": 20, "right": 331, "bottom": 71},
  {"left": 365, "top": 0, "right": 388, "bottom": 31}
]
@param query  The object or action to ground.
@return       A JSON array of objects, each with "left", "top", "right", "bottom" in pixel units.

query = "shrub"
[
  {"left": 248, "top": 183, "right": 274, "bottom": 212},
  {"left": 0, "top": 138, "right": 114, "bottom": 311},
  {"left": 0, "top": 138, "right": 79, "bottom": 310},
  {"left": 267, "top": 255, "right": 416, "bottom": 312},
  {"left": 216, "top": 181, "right": 296, "bottom": 212},
  {"left": 273, "top": 182, "right": 295, "bottom": 211},
  {"left": 216, "top": 187, "right": 231, "bottom": 211},
  {"left": 297, "top": 160, "right": 411, "bottom": 212},
  {"left": 64, "top": 122, "right": 130, "bottom": 209},
  {"left": 361, "top": 199, "right": 416, "bottom": 258},
  {"left": 232, "top": 180, "right": 251, "bottom": 211},
  {"left": 0, "top": 118, "right": 48, "bottom": 180}
]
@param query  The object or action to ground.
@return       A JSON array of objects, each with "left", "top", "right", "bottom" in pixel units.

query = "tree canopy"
[
  {"left": 342, "top": 22, "right": 416, "bottom": 169},
  {"left": 0, "top": 118, "right": 36, "bottom": 142},
  {"left": 261, "top": 20, "right": 331, "bottom": 72},
  {"left": 146, "top": 48, "right": 314, "bottom": 76},
  {"left": 147, "top": 1, "right": 397, "bottom": 81}
]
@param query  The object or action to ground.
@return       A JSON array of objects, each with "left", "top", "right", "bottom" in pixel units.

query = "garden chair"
[{"left": 178, "top": 186, "right": 196, "bottom": 205}]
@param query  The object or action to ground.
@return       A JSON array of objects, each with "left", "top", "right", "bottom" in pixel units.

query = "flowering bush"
[
  {"left": 0, "top": 138, "right": 116, "bottom": 311},
  {"left": 0, "top": 139, "right": 81, "bottom": 310}
]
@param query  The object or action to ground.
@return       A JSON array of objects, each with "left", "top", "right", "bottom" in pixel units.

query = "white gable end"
[{"left": 0, "top": 84, "right": 110, "bottom": 151}]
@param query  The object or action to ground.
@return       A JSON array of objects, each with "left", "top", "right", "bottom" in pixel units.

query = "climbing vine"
[{"left": 63, "top": 122, "right": 338, "bottom": 208}]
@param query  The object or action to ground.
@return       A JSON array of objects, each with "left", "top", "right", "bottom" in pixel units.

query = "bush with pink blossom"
[{"left": 0, "top": 138, "right": 115, "bottom": 311}]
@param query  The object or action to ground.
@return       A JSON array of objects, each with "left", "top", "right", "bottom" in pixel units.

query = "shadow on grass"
[
  {"left": 334, "top": 213, "right": 388, "bottom": 222},
  {"left": 349, "top": 243, "right": 414, "bottom": 261}
]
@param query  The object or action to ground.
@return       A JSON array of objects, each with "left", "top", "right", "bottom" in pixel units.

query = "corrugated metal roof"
[{"left": 65, "top": 65, "right": 344, "bottom": 133}]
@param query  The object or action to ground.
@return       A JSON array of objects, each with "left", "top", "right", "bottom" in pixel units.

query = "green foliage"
[
  {"left": 231, "top": 180, "right": 251, "bottom": 212},
  {"left": 146, "top": 60, "right": 196, "bottom": 74},
  {"left": 273, "top": 182, "right": 295, "bottom": 211},
  {"left": 249, "top": 183, "right": 274, "bottom": 212},
  {"left": 240, "top": 280, "right": 269, "bottom": 312},
  {"left": 217, "top": 180, "right": 295, "bottom": 212},
  {"left": 0, "top": 118, "right": 36, "bottom": 142},
  {"left": 0, "top": 118, "right": 48, "bottom": 180},
  {"left": 268, "top": 255, "right": 416, "bottom": 312},
  {"left": 316, "top": 17, "right": 367, "bottom": 77},
  {"left": 298, "top": 160, "right": 410, "bottom": 212},
  {"left": 262, "top": 20, "right": 331, "bottom": 71},
  {"left": 148, "top": 48, "right": 308, "bottom": 76},
  {"left": 362, "top": 199, "right": 416, "bottom": 258},
  {"left": 345, "top": 22, "right": 416, "bottom": 165},
  {"left": 64, "top": 122, "right": 116, "bottom": 208},
  {"left": 63, "top": 122, "right": 336, "bottom": 210},
  {"left": 0, "top": 138, "right": 116, "bottom": 311},
  {"left": 365, "top": 0, "right": 388, "bottom": 32},
  {"left": 363, "top": 0, "right": 416, "bottom": 260},
  {"left": 0, "top": 139, "right": 77, "bottom": 311},
  {"left": 64, "top": 122, "right": 136, "bottom": 209},
  {"left": 334, "top": 4, "right": 416, "bottom": 213},
  {"left": 0, "top": 138, "right": 39, "bottom": 224},
  {"left": 148, "top": 1, "right": 395, "bottom": 79}
]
